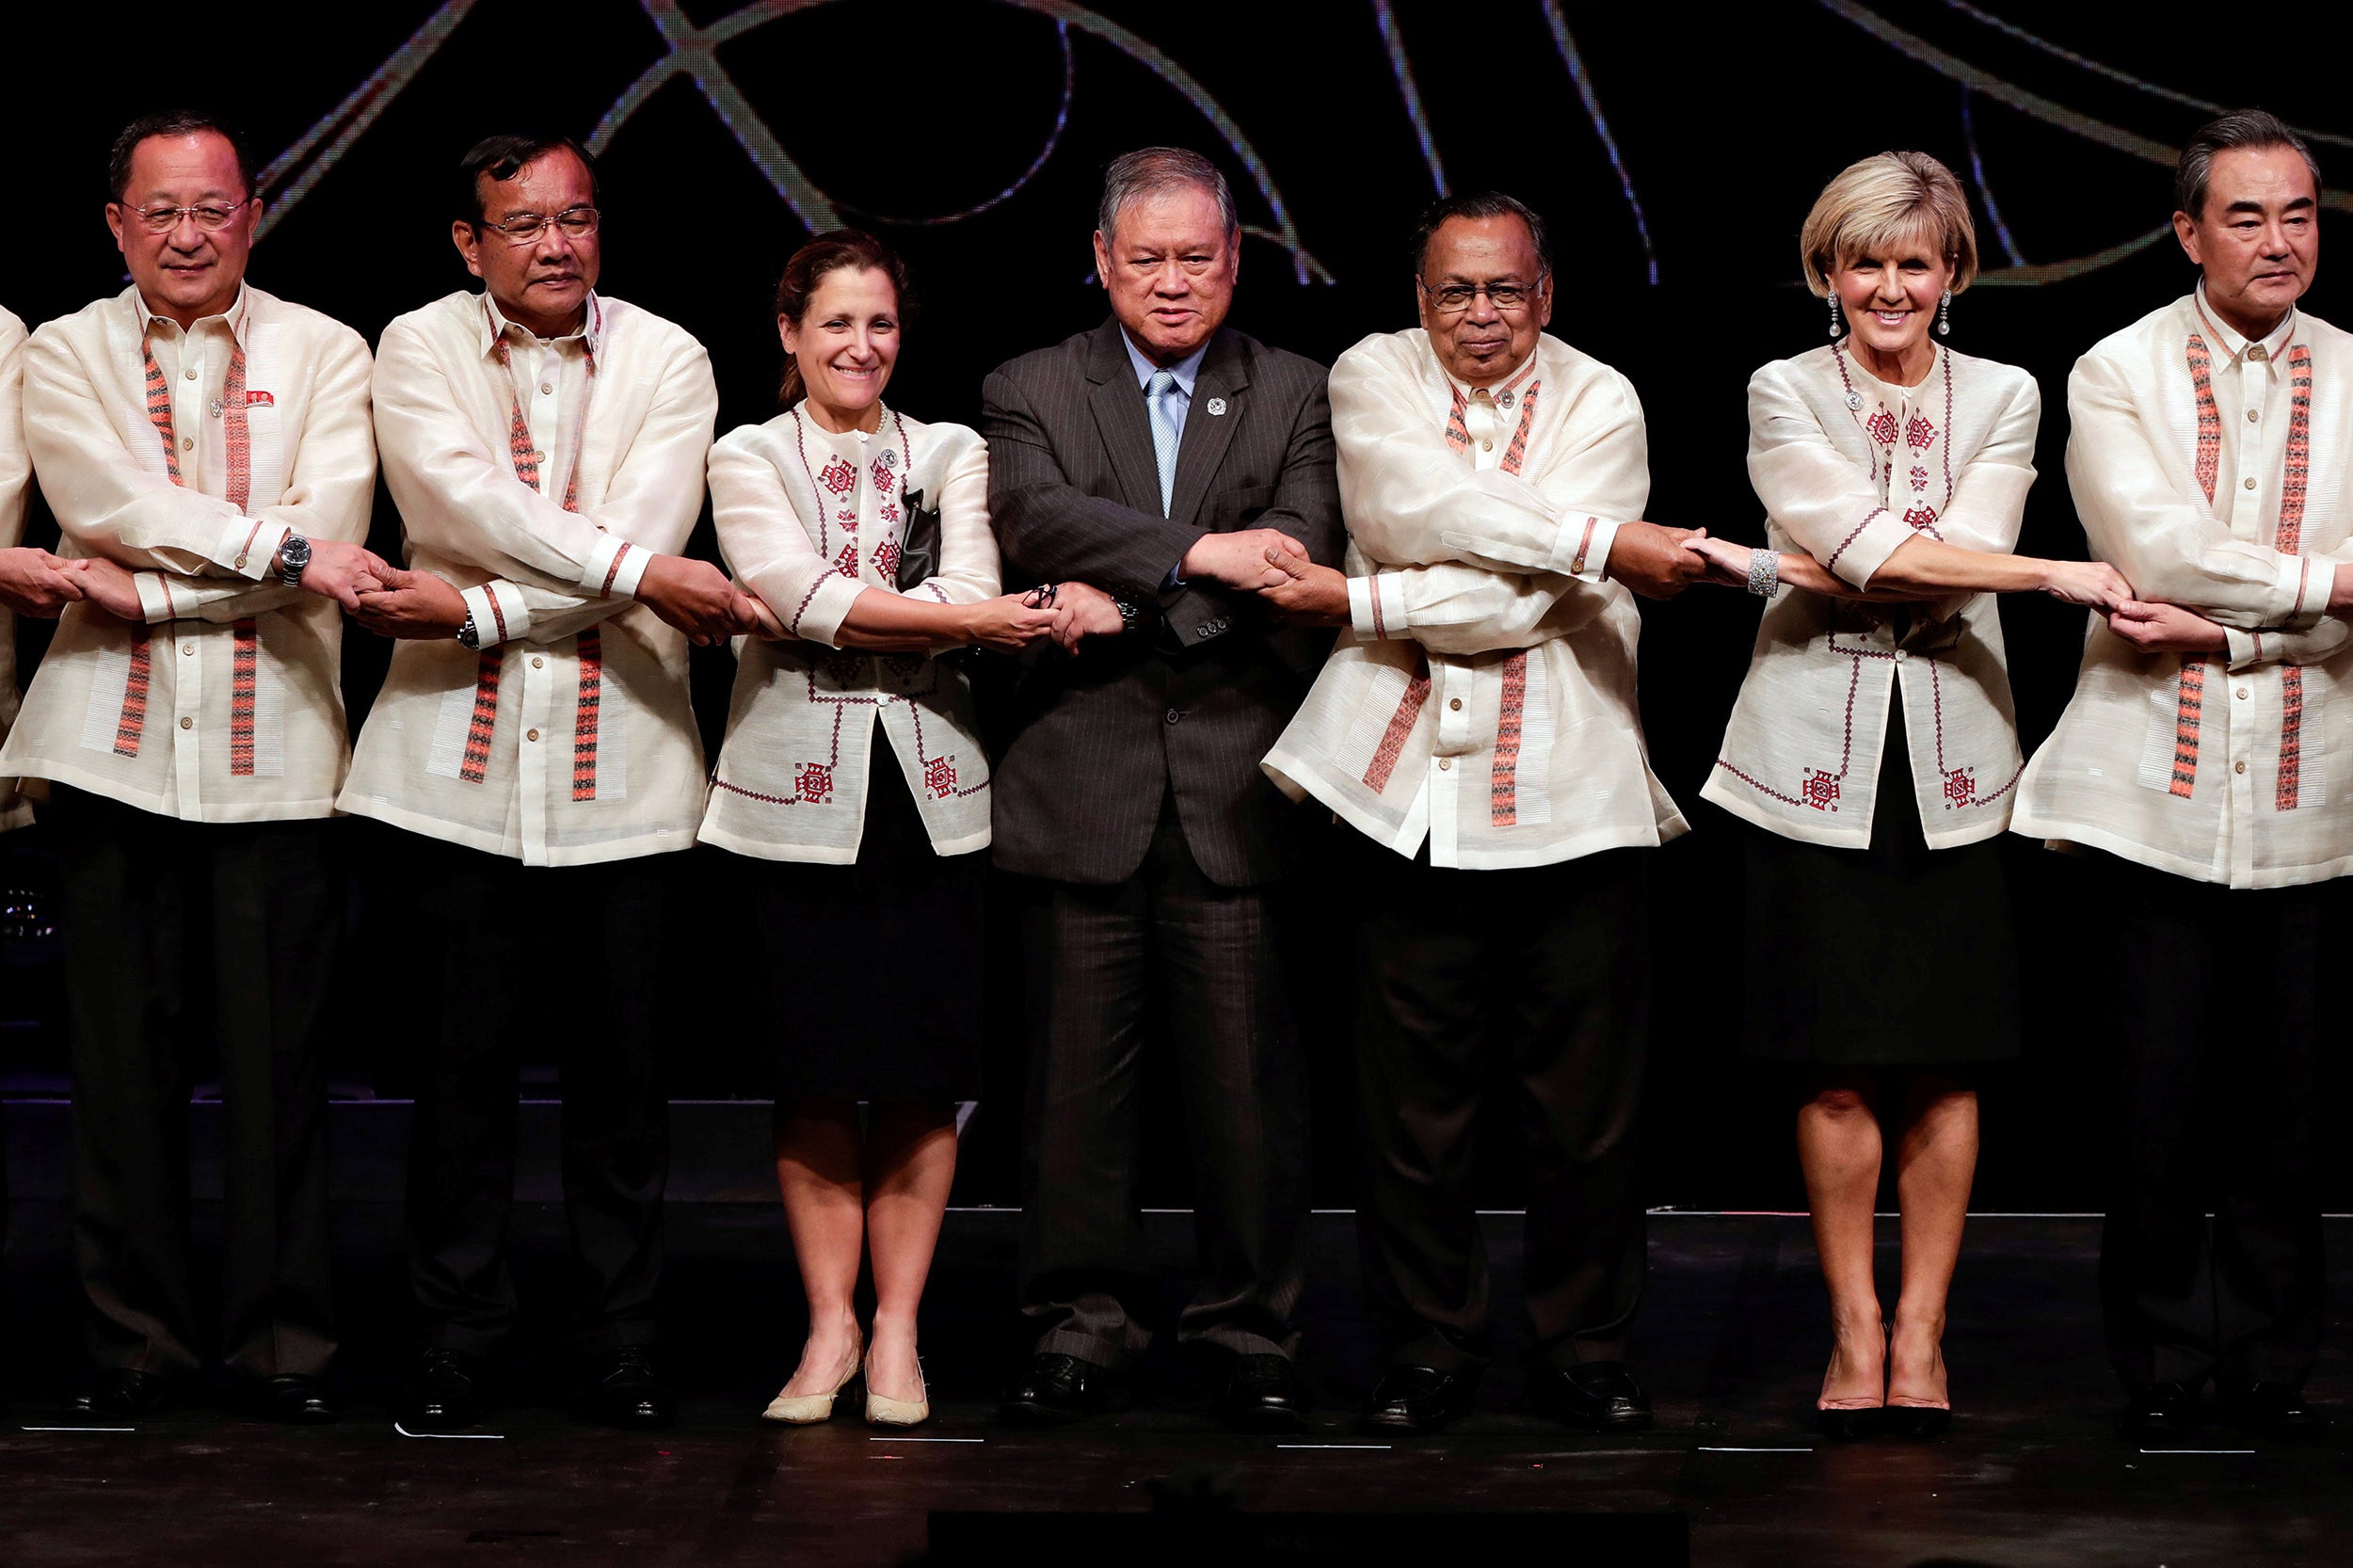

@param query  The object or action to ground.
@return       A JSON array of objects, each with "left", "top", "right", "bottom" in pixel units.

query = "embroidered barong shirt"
[
  {"left": 0, "top": 285, "right": 375, "bottom": 821},
  {"left": 1263, "top": 328, "right": 1686, "bottom": 868},
  {"left": 699, "top": 405, "right": 999, "bottom": 864},
  {"left": 341, "top": 291, "right": 717, "bottom": 866},
  {"left": 1701, "top": 343, "right": 2039, "bottom": 849},
  {"left": 2014, "top": 288, "right": 2353, "bottom": 888},
  {"left": 0, "top": 308, "right": 35, "bottom": 828}
]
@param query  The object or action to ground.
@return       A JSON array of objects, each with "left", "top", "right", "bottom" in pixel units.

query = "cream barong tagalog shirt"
[
  {"left": 341, "top": 291, "right": 717, "bottom": 866},
  {"left": 0, "top": 285, "right": 376, "bottom": 821},
  {"left": 699, "top": 404, "right": 999, "bottom": 863},
  {"left": 1702, "top": 343, "right": 2038, "bottom": 849},
  {"left": 0, "top": 308, "right": 36, "bottom": 829},
  {"left": 1263, "top": 328, "right": 1686, "bottom": 868},
  {"left": 2014, "top": 289, "right": 2353, "bottom": 888}
]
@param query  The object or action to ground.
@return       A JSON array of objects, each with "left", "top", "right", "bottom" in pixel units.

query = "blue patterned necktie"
[{"left": 1146, "top": 367, "right": 1180, "bottom": 517}]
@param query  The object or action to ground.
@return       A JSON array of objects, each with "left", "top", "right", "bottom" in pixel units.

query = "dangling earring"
[
  {"left": 1937, "top": 289, "right": 1951, "bottom": 337},
  {"left": 1828, "top": 294, "right": 1843, "bottom": 340}
]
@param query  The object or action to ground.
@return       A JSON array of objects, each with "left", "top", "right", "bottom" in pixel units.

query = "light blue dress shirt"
[{"left": 1123, "top": 332, "right": 1211, "bottom": 587}]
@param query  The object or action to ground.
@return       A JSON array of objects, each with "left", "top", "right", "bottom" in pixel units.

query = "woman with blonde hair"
[
  {"left": 1689, "top": 152, "right": 2129, "bottom": 1437},
  {"left": 701, "top": 231, "right": 1056, "bottom": 1427}
]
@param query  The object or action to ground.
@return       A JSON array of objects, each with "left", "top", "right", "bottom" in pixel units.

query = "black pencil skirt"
[
  {"left": 1739, "top": 704, "right": 2022, "bottom": 1066},
  {"left": 748, "top": 762, "right": 984, "bottom": 1103}
]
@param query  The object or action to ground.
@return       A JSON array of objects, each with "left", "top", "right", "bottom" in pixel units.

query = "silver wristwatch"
[
  {"left": 1113, "top": 598, "right": 1146, "bottom": 635},
  {"left": 277, "top": 533, "right": 312, "bottom": 587},
  {"left": 456, "top": 611, "right": 481, "bottom": 650}
]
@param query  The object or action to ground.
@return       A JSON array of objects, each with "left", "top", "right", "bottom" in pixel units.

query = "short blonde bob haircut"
[{"left": 1799, "top": 151, "right": 1979, "bottom": 298}]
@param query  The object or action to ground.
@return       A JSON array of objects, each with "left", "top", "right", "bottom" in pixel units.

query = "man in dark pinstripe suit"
[{"left": 984, "top": 149, "right": 1342, "bottom": 1432}]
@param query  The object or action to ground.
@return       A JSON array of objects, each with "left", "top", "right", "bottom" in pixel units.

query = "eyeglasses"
[
  {"left": 473, "top": 206, "right": 600, "bottom": 246},
  {"left": 1418, "top": 279, "right": 1542, "bottom": 315},
  {"left": 122, "top": 199, "right": 255, "bottom": 234}
]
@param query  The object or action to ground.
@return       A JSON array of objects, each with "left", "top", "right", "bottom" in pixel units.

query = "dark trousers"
[
  {"left": 404, "top": 836, "right": 671, "bottom": 1357},
  {"left": 51, "top": 786, "right": 339, "bottom": 1380},
  {"left": 1017, "top": 798, "right": 1309, "bottom": 1366},
  {"left": 1348, "top": 838, "right": 1651, "bottom": 1373},
  {"left": 2098, "top": 853, "right": 2332, "bottom": 1393}
]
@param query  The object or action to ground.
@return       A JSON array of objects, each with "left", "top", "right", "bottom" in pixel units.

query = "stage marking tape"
[
  {"left": 20, "top": 1426, "right": 136, "bottom": 1433},
  {"left": 393, "top": 1423, "right": 504, "bottom": 1439},
  {"left": 2139, "top": 1448, "right": 2256, "bottom": 1455},
  {"left": 1275, "top": 1443, "right": 1392, "bottom": 1449},
  {"left": 867, "top": 1436, "right": 984, "bottom": 1443},
  {"left": 1697, "top": 1446, "right": 1814, "bottom": 1453}
]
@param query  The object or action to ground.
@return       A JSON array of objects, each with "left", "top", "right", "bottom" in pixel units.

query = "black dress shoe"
[
  {"left": 578, "top": 1347, "right": 675, "bottom": 1430},
  {"left": 1361, "top": 1365, "right": 1478, "bottom": 1433},
  {"left": 1215, "top": 1353, "right": 1307, "bottom": 1432},
  {"left": 71, "top": 1368, "right": 176, "bottom": 1421},
  {"left": 999, "top": 1352, "right": 1130, "bottom": 1425},
  {"left": 402, "top": 1348, "right": 486, "bottom": 1432},
  {"left": 2116, "top": 1381, "right": 2201, "bottom": 1438},
  {"left": 2216, "top": 1381, "right": 2330, "bottom": 1439},
  {"left": 1530, "top": 1361, "right": 1654, "bottom": 1432},
  {"left": 248, "top": 1373, "right": 339, "bottom": 1425}
]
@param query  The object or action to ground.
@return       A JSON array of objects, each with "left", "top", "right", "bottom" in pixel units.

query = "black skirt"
[
  {"left": 748, "top": 761, "right": 984, "bottom": 1101},
  {"left": 1739, "top": 703, "right": 2022, "bottom": 1065}
]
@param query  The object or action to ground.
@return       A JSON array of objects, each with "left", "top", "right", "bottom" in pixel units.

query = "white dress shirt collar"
[
  {"left": 2193, "top": 279, "right": 2297, "bottom": 365},
  {"left": 134, "top": 280, "right": 251, "bottom": 349},
  {"left": 477, "top": 289, "right": 605, "bottom": 360}
]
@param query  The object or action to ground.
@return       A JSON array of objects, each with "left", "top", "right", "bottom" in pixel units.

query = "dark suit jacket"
[{"left": 983, "top": 318, "right": 1343, "bottom": 887}]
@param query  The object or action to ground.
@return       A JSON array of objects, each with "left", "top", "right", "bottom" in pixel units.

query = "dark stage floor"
[{"left": 4, "top": 1196, "right": 2352, "bottom": 1565}]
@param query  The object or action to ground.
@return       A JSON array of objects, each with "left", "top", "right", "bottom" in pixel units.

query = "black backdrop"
[{"left": 4, "top": 0, "right": 2348, "bottom": 1210}]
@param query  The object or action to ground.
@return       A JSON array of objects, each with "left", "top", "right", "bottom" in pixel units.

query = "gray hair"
[
  {"left": 2176, "top": 109, "right": 2323, "bottom": 220},
  {"left": 1096, "top": 148, "right": 1238, "bottom": 244}
]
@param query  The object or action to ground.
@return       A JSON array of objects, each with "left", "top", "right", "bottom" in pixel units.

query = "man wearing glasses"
[
  {"left": 344, "top": 133, "right": 744, "bottom": 1432},
  {"left": 2, "top": 111, "right": 382, "bottom": 1421},
  {"left": 1257, "top": 192, "right": 1702, "bottom": 1432}
]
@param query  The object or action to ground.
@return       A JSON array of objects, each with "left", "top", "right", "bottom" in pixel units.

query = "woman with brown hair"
[{"left": 701, "top": 231, "right": 1054, "bottom": 1427}]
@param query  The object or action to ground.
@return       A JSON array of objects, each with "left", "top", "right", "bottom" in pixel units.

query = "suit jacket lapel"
[
  {"left": 1168, "top": 329, "right": 1250, "bottom": 529},
  {"left": 1084, "top": 320, "right": 1164, "bottom": 518}
]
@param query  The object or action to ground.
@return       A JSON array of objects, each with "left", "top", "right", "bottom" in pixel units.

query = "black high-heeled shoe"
[
  {"left": 1817, "top": 1403, "right": 1885, "bottom": 1441},
  {"left": 1885, "top": 1402, "right": 1950, "bottom": 1438}
]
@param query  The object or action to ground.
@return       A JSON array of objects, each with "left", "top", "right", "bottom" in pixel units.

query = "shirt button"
[
  {"left": 2249, "top": 408, "right": 2260, "bottom": 422},
  {"left": 1449, "top": 697, "right": 1462, "bottom": 711},
  {"left": 184, "top": 367, "right": 197, "bottom": 380},
  {"left": 181, "top": 437, "right": 194, "bottom": 451},
  {"left": 179, "top": 716, "right": 193, "bottom": 729},
  {"left": 540, "top": 382, "right": 553, "bottom": 395},
  {"left": 532, "top": 656, "right": 545, "bottom": 669},
  {"left": 181, "top": 645, "right": 194, "bottom": 656},
  {"left": 1164, "top": 709, "right": 1182, "bottom": 725},
  {"left": 2245, "top": 476, "right": 2258, "bottom": 489},
  {"left": 1895, "top": 648, "right": 1910, "bottom": 662},
  {"left": 2238, "top": 687, "right": 2250, "bottom": 700},
  {"left": 1438, "top": 757, "right": 1452, "bottom": 771},
  {"left": 526, "top": 728, "right": 540, "bottom": 743},
  {"left": 1481, "top": 439, "right": 1494, "bottom": 452},
  {"left": 2235, "top": 760, "right": 2248, "bottom": 775}
]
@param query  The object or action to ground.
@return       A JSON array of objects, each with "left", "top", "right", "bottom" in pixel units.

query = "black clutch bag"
[{"left": 897, "top": 486, "right": 941, "bottom": 592}]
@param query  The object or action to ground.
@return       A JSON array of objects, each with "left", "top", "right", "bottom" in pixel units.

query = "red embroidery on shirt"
[
  {"left": 1361, "top": 658, "right": 1433, "bottom": 793},
  {"left": 572, "top": 626, "right": 603, "bottom": 802},
  {"left": 2277, "top": 344, "right": 2313, "bottom": 811},
  {"left": 229, "top": 618, "right": 259, "bottom": 776},
  {"left": 1490, "top": 652, "right": 1528, "bottom": 825}
]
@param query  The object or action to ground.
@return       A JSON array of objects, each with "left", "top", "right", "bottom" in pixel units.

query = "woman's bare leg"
[
  {"left": 1889, "top": 1074, "right": 1978, "bottom": 1408},
  {"left": 861, "top": 1100, "right": 959, "bottom": 1402},
  {"left": 775, "top": 1097, "right": 868, "bottom": 1396},
  {"left": 1799, "top": 1074, "right": 1888, "bottom": 1406}
]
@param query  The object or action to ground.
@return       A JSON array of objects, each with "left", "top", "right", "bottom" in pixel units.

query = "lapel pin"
[{"left": 1205, "top": 396, "right": 1227, "bottom": 417}]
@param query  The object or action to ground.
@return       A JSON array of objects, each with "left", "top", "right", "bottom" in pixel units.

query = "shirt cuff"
[
  {"left": 1560, "top": 516, "right": 1620, "bottom": 584},
  {"left": 1350, "top": 573, "right": 1405, "bottom": 641},
  {"left": 789, "top": 571, "right": 864, "bottom": 648},
  {"left": 219, "top": 518, "right": 290, "bottom": 580},
  {"left": 1162, "top": 559, "right": 1188, "bottom": 591},
  {"left": 462, "top": 581, "right": 532, "bottom": 648},
  {"left": 2288, "top": 555, "right": 2330, "bottom": 628},
  {"left": 135, "top": 570, "right": 181, "bottom": 623},
  {"left": 587, "top": 534, "right": 650, "bottom": 600},
  {"left": 1823, "top": 507, "right": 1915, "bottom": 591}
]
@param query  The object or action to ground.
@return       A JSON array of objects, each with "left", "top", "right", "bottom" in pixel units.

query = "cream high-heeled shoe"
[
  {"left": 761, "top": 1328, "right": 864, "bottom": 1425},
  {"left": 863, "top": 1352, "right": 930, "bottom": 1428}
]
